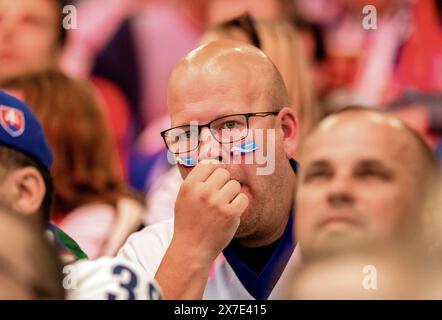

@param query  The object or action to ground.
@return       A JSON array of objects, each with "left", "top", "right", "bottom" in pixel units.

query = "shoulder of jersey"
[{"left": 64, "top": 257, "right": 163, "bottom": 300}]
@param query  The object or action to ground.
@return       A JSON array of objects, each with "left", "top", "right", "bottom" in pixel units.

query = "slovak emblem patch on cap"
[{"left": 0, "top": 106, "right": 25, "bottom": 137}]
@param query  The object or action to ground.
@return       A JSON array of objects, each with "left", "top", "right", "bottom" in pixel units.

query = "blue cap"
[{"left": 0, "top": 90, "right": 52, "bottom": 170}]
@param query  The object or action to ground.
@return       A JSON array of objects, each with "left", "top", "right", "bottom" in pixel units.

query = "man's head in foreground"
[
  {"left": 165, "top": 40, "right": 298, "bottom": 245},
  {"left": 0, "top": 204, "right": 64, "bottom": 299},
  {"left": 296, "top": 107, "right": 440, "bottom": 257},
  {"left": 0, "top": 90, "right": 53, "bottom": 228},
  {"left": 287, "top": 243, "right": 431, "bottom": 299}
]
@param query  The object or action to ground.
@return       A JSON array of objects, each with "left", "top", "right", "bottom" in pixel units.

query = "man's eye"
[
  {"left": 182, "top": 131, "right": 193, "bottom": 138},
  {"left": 222, "top": 121, "right": 239, "bottom": 129},
  {"left": 176, "top": 131, "right": 192, "bottom": 140},
  {"left": 356, "top": 169, "right": 392, "bottom": 180}
]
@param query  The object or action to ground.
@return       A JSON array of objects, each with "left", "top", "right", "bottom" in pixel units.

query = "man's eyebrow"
[
  {"left": 304, "top": 160, "right": 331, "bottom": 171},
  {"left": 355, "top": 159, "right": 395, "bottom": 176},
  {"left": 356, "top": 159, "right": 390, "bottom": 168}
]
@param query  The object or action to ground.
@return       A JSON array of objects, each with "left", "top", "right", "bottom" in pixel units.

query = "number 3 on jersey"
[{"left": 106, "top": 264, "right": 161, "bottom": 300}]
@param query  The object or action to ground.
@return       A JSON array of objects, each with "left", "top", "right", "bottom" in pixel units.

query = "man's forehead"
[
  {"left": 168, "top": 72, "right": 255, "bottom": 125},
  {"left": 302, "top": 113, "right": 419, "bottom": 165},
  {"left": 169, "top": 67, "right": 252, "bottom": 106},
  {"left": 169, "top": 62, "right": 270, "bottom": 124}
]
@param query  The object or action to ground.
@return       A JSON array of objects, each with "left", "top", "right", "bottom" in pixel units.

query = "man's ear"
[
  {"left": 278, "top": 107, "right": 298, "bottom": 158},
  {"left": 9, "top": 167, "right": 46, "bottom": 216}
]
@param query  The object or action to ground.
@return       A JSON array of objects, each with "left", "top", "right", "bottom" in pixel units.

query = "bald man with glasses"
[{"left": 119, "top": 40, "right": 299, "bottom": 300}]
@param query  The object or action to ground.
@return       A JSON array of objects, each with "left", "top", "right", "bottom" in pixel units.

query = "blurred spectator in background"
[
  {"left": 0, "top": 0, "right": 65, "bottom": 82},
  {"left": 287, "top": 178, "right": 441, "bottom": 300},
  {"left": 0, "top": 0, "right": 132, "bottom": 180},
  {"left": 0, "top": 204, "right": 64, "bottom": 299},
  {"left": 285, "top": 106, "right": 441, "bottom": 299},
  {"left": 295, "top": 107, "right": 440, "bottom": 259},
  {"left": 2, "top": 72, "right": 144, "bottom": 259}
]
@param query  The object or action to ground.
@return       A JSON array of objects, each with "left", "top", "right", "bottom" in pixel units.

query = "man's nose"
[
  {"left": 326, "top": 175, "right": 355, "bottom": 208},
  {"left": 198, "top": 127, "right": 229, "bottom": 162}
]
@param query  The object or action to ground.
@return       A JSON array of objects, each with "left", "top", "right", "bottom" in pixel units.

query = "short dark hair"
[{"left": 0, "top": 145, "right": 54, "bottom": 228}]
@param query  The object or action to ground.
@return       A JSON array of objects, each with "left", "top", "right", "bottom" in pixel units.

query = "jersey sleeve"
[
  {"left": 65, "top": 257, "right": 163, "bottom": 300},
  {"left": 117, "top": 220, "right": 174, "bottom": 278}
]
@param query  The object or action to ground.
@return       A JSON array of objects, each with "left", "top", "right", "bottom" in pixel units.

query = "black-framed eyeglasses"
[{"left": 161, "top": 111, "right": 279, "bottom": 154}]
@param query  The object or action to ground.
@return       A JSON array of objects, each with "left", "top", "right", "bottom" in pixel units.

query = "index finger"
[{"left": 184, "top": 159, "right": 226, "bottom": 184}]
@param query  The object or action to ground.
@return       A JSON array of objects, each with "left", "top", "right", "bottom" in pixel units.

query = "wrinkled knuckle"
[
  {"left": 199, "top": 188, "right": 211, "bottom": 203},
  {"left": 204, "top": 197, "right": 217, "bottom": 212}
]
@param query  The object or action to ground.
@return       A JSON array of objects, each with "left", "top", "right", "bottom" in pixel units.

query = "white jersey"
[
  {"left": 118, "top": 217, "right": 299, "bottom": 300},
  {"left": 65, "top": 257, "right": 162, "bottom": 300}
]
